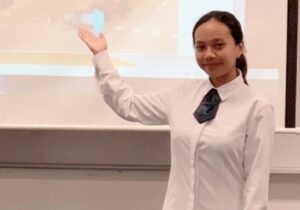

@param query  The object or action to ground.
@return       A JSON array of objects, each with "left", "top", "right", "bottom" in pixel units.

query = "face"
[{"left": 194, "top": 18, "right": 243, "bottom": 87}]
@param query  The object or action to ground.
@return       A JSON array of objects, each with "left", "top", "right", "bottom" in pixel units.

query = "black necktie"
[{"left": 194, "top": 88, "right": 221, "bottom": 124}]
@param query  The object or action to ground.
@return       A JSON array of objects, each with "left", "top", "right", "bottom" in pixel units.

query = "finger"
[
  {"left": 98, "top": 33, "right": 104, "bottom": 38},
  {"left": 98, "top": 33, "right": 107, "bottom": 43},
  {"left": 78, "top": 27, "right": 92, "bottom": 38},
  {"left": 78, "top": 31, "right": 86, "bottom": 41},
  {"left": 78, "top": 30, "right": 93, "bottom": 42},
  {"left": 78, "top": 26, "right": 90, "bottom": 32}
]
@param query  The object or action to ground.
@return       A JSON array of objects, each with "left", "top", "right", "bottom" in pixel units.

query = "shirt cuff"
[{"left": 92, "top": 50, "right": 114, "bottom": 73}]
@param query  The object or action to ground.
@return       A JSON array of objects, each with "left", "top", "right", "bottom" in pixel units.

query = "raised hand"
[{"left": 78, "top": 27, "right": 108, "bottom": 55}]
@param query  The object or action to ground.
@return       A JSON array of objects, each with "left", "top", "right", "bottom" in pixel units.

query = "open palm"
[{"left": 78, "top": 27, "right": 108, "bottom": 55}]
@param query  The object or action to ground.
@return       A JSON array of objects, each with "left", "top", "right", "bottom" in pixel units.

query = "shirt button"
[{"left": 190, "top": 158, "right": 194, "bottom": 165}]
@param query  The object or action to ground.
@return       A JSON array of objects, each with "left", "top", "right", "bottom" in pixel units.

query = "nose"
[{"left": 204, "top": 47, "right": 216, "bottom": 60}]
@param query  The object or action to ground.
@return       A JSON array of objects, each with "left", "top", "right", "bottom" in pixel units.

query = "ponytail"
[{"left": 236, "top": 54, "right": 248, "bottom": 85}]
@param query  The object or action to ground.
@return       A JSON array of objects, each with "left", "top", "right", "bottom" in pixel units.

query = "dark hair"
[{"left": 192, "top": 11, "right": 248, "bottom": 85}]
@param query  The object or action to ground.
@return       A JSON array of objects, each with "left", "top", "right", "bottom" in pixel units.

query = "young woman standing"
[{"left": 78, "top": 11, "right": 275, "bottom": 210}]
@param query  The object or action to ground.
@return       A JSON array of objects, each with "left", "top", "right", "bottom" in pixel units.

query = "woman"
[{"left": 78, "top": 11, "right": 275, "bottom": 210}]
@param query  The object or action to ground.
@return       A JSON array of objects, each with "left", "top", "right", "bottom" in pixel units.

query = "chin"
[{"left": 204, "top": 68, "right": 223, "bottom": 77}]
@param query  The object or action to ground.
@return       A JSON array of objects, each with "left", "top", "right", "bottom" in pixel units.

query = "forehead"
[{"left": 194, "top": 19, "right": 232, "bottom": 42}]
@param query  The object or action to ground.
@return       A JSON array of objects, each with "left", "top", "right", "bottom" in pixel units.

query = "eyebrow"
[{"left": 195, "top": 38, "right": 226, "bottom": 44}]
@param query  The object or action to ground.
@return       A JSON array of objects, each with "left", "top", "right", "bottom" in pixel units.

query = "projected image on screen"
[{"left": 0, "top": 0, "right": 245, "bottom": 78}]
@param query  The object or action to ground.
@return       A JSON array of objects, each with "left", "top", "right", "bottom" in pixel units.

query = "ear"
[{"left": 236, "top": 42, "right": 244, "bottom": 58}]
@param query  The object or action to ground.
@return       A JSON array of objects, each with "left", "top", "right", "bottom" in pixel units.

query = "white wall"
[
  {"left": 1, "top": 128, "right": 300, "bottom": 210},
  {"left": 0, "top": 129, "right": 300, "bottom": 210},
  {"left": 0, "top": 169, "right": 299, "bottom": 210},
  {"left": 245, "top": 0, "right": 287, "bottom": 127}
]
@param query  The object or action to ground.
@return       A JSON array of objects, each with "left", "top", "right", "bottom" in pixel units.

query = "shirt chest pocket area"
[{"left": 198, "top": 122, "right": 247, "bottom": 157}]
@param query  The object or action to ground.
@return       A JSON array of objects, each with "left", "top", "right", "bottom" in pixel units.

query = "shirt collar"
[{"left": 206, "top": 70, "right": 246, "bottom": 101}]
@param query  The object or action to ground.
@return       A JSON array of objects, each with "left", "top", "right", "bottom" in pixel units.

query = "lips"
[{"left": 204, "top": 63, "right": 221, "bottom": 66}]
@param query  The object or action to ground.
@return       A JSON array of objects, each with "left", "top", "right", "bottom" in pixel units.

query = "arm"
[
  {"left": 243, "top": 103, "right": 275, "bottom": 210},
  {"left": 78, "top": 27, "right": 172, "bottom": 125},
  {"left": 93, "top": 51, "right": 171, "bottom": 125}
]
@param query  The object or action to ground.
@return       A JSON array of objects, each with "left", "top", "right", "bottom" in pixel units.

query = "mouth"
[
  {"left": 204, "top": 62, "right": 221, "bottom": 65},
  {"left": 204, "top": 63, "right": 221, "bottom": 67}
]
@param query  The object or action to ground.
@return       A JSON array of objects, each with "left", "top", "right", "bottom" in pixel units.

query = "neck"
[{"left": 210, "top": 69, "right": 239, "bottom": 87}]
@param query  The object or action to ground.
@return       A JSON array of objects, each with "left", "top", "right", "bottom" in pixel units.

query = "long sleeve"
[
  {"left": 93, "top": 51, "right": 173, "bottom": 125},
  {"left": 243, "top": 103, "right": 275, "bottom": 210}
]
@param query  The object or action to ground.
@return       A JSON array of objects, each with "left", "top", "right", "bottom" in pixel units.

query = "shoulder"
[
  {"left": 231, "top": 84, "right": 274, "bottom": 118},
  {"left": 243, "top": 87, "right": 274, "bottom": 122},
  {"left": 247, "top": 87, "right": 273, "bottom": 109}
]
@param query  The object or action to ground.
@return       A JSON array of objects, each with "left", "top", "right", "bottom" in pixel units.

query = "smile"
[{"left": 204, "top": 63, "right": 221, "bottom": 66}]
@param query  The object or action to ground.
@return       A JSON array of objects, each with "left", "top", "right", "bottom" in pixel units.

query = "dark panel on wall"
[{"left": 285, "top": 0, "right": 298, "bottom": 127}]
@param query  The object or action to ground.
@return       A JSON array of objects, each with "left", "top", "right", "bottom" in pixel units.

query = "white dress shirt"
[{"left": 93, "top": 51, "right": 275, "bottom": 210}]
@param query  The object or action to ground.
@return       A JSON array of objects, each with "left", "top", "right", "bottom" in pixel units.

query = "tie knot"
[
  {"left": 193, "top": 88, "right": 221, "bottom": 124},
  {"left": 204, "top": 88, "right": 221, "bottom": 104}
]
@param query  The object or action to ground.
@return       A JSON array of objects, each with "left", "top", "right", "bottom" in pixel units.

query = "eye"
[
  {"left": 213, "top": 42, "right": 225, "bottom": 50},
  {"left": 195, "top": 44, "right": 206, "bottom": 52}
]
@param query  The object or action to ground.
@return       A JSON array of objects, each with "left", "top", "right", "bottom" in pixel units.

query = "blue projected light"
[{"left": 81, "top": 9, "right": 104, "bottom": 34}]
